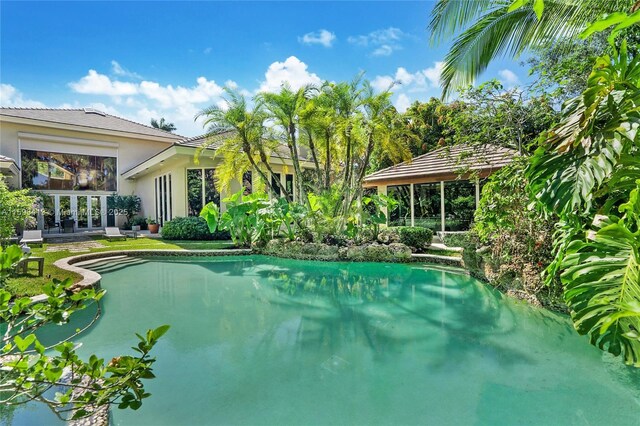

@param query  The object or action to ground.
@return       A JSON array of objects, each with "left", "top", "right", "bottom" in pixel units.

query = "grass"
[
  {"left": 5, "top": 237, "right": 234, "bottom": 297},
  {"left": 422, "top": 247, "right": 462, "bottom": 258}
]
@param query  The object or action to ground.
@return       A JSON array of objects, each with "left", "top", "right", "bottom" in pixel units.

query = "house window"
[
  {"left": 285, "top": 174, "right": 294, "bottom": 198},
  {"left": 242, "top": 171, "right": 252, "bottom": 195},
  {"left": 444, "top": 180, "right": 475, "bottom": 231},
  {"left": 271, "top": 173, "right": 282, "bottom": 197},
  {"left": 21, "top": 150, "right": 117, "bottom": 191},
  {"left": 187, "top": 168, "right": 219, "bottom": 216},
  {"left": 155, "top": 173, "right": 172, "bottom": 225},
  {"left": 413, "top": 183, "right": 441, "bottom": 232},
  {"left": 387, "top": 185, "right": 411, "bottom": 226}
]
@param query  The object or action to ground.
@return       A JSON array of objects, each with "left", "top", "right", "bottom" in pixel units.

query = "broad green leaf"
[
  {"left": 507, "top": 0, "right": 527, "bottom": 13},
  {"left": 580, "top": 12, "right": 628, "bottom": 39},
  {"left": 532, "top": 0, "right": 544, "bottom": 20}
]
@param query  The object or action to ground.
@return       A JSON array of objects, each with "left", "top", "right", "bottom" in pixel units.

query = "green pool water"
[{"left": 8, "top": 255, "right": 640, "bottom": 425}]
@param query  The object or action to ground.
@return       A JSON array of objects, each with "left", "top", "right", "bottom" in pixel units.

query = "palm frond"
[{"left": 433, "top": 0, "right": 636, "bottom": 97}]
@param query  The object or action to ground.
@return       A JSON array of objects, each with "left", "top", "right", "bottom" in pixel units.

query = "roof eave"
[{"left": 0, "top": 114, "right": 182, "bottom": 143}]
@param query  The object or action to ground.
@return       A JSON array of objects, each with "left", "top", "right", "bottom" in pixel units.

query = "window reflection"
[
  {"left": 187, "top": 168, "right": 220, "bottom": 216},
  {"left": 21, "top": 150, "right": 117, "bottom": 191}
]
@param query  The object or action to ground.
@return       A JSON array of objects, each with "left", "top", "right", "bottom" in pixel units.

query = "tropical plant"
[
  {"left": 196, "top": 88, "right": 289, "bottom": 199},
  {"left": 150, "top": 117, "right": 176, "bottom": 133},
  {"left": 258, "top": 84, "right": 311, "bottom": 203},
  {"left": 361, "top": 193, "right": 398, "bottom": 237},
  {"left": 200, "top": 189, "right": 273, "bottom": 247},
  {"left": 0, "top": 245, "right": 168, "bottom": 419},
  {"left": 0, "top": 176, "right": 36, "bottom": 241},
  {"left": 527, "top": 41, "right": 640, "bottom": 364},
  {"left": 110, "top": 194, "right": 141, "bottom": 225},
  {"left": 429, "top": 0, "right": 639, "bottom": 97},
  {"left": 431, "top": 0, "right": 640, "bottom": 364}
]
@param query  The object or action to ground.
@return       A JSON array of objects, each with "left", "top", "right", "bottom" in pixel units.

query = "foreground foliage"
[
  {"left": 0, "top": 245, "right": 168, "bottom": 420},
  {"left": 528, "top": 41, "right": 640, "bottom": 365}
]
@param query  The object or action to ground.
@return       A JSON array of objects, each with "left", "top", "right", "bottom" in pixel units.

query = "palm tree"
[
  {"left": 320, "top": 75, "right": 365, "bottom": 215},
  {"left": 150, "top": 117, "right": 177, "bottom": 133},
  {"left": 196, "top": 89, "right": 289, "bottom": 199},
  {"left": 429, "top": 0, "right": 636, "bottom": 97},
  {"left": 257, "top": 85, "right": 311, "bottom": 204}
]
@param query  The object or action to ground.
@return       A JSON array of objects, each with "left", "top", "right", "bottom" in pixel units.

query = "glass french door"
[{"left": 155, "top": 173, "right": 172, "bottom": 226}]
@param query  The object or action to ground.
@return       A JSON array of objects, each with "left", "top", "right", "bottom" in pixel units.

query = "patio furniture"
[
  {"left": 17, "top": 257, "right": 45, "bottom": 277},
  {"left": 105, "top": 227, "right": 126, "bottom": 241},
  {"left": 45, "top": 221, "right": 61, "bottom": 233},
  {"left": 20, "top": 230, "right": 43, "bottom": 247},
  {"left": 62, "top": 219, "right": 75, "bottom": 233}
]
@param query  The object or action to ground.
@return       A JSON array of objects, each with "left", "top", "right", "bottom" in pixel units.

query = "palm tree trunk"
[
  {"left": 346, "top": 131, "right": 375, "bottom": 212},
  {"left": 287, "top": 124, "right": 308, "bottom": 206},
  {"left": 324, "top": 131, "right": 331, "bottom": 189},
  {"left": 252, "top": 144, "right": 291, "bottom": 201},
  {"left": 305, "top": 128, "right": 323, "bottom": 187}
]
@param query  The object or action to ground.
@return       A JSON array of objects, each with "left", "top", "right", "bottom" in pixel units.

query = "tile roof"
[
  {"left": 0, "top": 108, "right": 184, "bottom": 141},
  {"left": 177, "top": 132, "right": 309, "bottom": 161},
  {"left": 364, "top": 144, "right": 516, "bottom": 183}
]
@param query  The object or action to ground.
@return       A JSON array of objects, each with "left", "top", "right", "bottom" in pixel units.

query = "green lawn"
[
  {"left": 422, "top": 247, "right": 462, "bottom": 258},
  {"left": 6, "top": 237, "right": 234, "bottom": 297}
]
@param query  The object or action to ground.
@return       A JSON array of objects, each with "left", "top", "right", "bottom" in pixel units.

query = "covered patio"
[{"left": 364, "top": 144, "right": 515, "bottom": 233}]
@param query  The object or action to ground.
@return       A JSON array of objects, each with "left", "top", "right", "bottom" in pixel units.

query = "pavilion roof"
[{"left": 363, "top": 144, "right": 516, "bottom": 186}]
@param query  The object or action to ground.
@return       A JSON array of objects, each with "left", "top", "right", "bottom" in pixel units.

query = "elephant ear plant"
[
  {"left": 0, "top": 244, "right": 169, "bottom": 420},
  {"left": 200, "top": 189, "right": 274, "bottom": 247}
]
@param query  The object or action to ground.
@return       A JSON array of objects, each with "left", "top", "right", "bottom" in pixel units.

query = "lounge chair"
[
  {"left": 105, "top": 227, "right": 126, "bottom": 241},
  {"left": 20, "top": 230, "right": 43, "bottom": 247}
]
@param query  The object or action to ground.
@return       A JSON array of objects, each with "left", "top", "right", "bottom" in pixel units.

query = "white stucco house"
[{"left": 0, "top": 107, "right": 307, "bottom": 231}]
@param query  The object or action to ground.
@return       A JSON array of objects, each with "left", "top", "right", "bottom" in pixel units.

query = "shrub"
[
  {"left": 441, "top": 232, "right": 469, "bottom": 248},
  {"left": 130, "top": 216, "right": 148, "bottom": 230},
  {"left": 377, "top": 228, "right": 400, "bottom": 244},
  {"left": 162, "top": 216, "right": 230, "bottom": 240},
  {"left": 393, "top": 227, "right": 433, "bottom": 251}
]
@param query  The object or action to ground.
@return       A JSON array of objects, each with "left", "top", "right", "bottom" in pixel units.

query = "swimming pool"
[{"left": 9, "top": 255, "right": 640, "bottom": 425}]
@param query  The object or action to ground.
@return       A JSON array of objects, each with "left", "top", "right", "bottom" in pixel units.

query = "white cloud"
[
  {"left": 139, "top": 77, "right": 225, "bottom": 109},
  {"left": 0, "top": 84, "right": 47, "bottom": 107},
  {"left": 203, "top": 47, "right": 213, "bottom": 55},
  {"left": 395, "top": 94, "right": 412, "bottom": 113},
  {"left": 371, "top": 62, "right": 443, "bottom": 96},
  {"left": 258, "top": 56, "right": 322, "bottom": 93},
  {"left": 498, "top": 69, "right": 520, "bottom": 86},
  {"left": 370, "top": 62, "right": 446, "bottom": 114},
  {"left": 371, "top": 75, "right": 395, "bottom": 92},
  {"left": 299, "top": 29, "right": 336, "bottom": 47},
  {"left": 372, "top": 45, "right": 394, "bottom": 56},
  {"left": 348, "top": 27, "right": 407, "bottom": 56},
  {"left": 111, "top": 60, "right": 142, "bottom": 79},
  {"left": 423, "top": 62, "right": 444, "bottom": 88},
  {"left": 69, "top": 70, "right": 138, "bottom": 96}
]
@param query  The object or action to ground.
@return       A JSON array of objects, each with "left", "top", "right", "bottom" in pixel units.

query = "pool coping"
[{"left": 30, "top": 249, "right": 252, "bottom": 303}]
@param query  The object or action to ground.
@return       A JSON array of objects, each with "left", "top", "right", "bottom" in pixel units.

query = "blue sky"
[{"left": 1, "top": 1, "right": 529, "bottom": 136}]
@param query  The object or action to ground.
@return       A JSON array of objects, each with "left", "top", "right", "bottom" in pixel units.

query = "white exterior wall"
[
  {"left": 0, "top": 119, "right": 175, "bottom": 228},
  {"left": 131, "top": 153, "right": 298, "bottom": 221}
]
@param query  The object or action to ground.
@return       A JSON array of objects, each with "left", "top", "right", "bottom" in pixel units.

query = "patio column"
[
  {"left": 70, "top": 196, "right": 78, "bottom": 229},
  {"left": 440, "top": 181, "right": 445, "bottom": 234},
  {"left": 88, "top": 196, "right": 93, "bottom": 229},
  {"left": 101, "top": 195, "right": 108, "bottom": 228},
  {"left": 54, "top": 195, "right": 60, "bottom": 225},
  {"left": 410, "top": 183, "right": 415, "bottom": 227}
]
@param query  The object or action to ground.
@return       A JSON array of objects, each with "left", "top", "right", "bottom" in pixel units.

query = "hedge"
[
  {"left": 394, "top": 226, "right": 433, "bottom": 250},
  {"left": 162, "top": 216, "right": 230, "bottom": 240}
]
